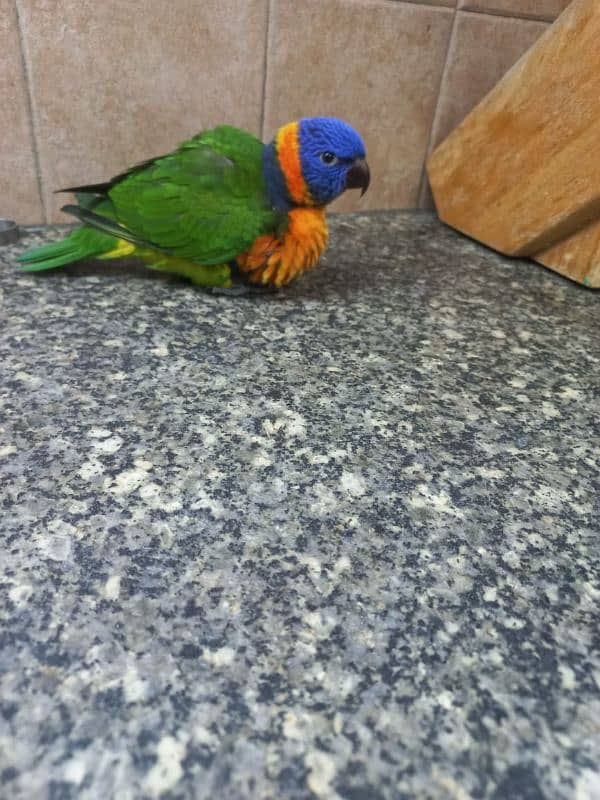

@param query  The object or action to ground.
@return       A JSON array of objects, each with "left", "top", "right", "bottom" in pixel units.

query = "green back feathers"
[
  {"left": 19, "top": 125, "right": 287, "bottom": 272},
  {"left": 107, "top": 126, "right": 283, "bottom": 265}
]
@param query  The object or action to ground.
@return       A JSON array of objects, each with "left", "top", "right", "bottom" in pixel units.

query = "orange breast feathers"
[{"left": 236, "top": 207, "right": 329, "bottom": 287}]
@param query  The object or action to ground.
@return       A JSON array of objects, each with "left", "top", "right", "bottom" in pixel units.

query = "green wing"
[{"left": 66, "top": 126, "right": 285, "bottom": 266}]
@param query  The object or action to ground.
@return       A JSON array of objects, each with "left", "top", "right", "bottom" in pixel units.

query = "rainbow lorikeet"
[{"left": 18, "top": 117, "right": 370, "bottom": 290}]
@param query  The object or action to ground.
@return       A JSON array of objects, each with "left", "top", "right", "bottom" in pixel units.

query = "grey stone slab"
[{"left": 0, "top": 212, "right": 598, "bottom": 799}]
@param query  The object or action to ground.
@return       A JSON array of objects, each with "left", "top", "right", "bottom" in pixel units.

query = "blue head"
[{"left": 263, "top": 117, "right": 370, "bottom": 209}]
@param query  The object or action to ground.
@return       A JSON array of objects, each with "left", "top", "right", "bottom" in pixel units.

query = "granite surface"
[{"left": 0, "top": 212, "right": 599, "bottom": 800}]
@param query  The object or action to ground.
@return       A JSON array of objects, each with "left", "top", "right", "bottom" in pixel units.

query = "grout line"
[
  {"left": 459, "top": 7, "right": 554, "bottom": 23},
  {"left": 399, "top": 0, "right": 554, "bottom": 24},
  {"left": 337, "top": 0, "right": 555, "bottom": 24},
  {"left": 417, "top": 5, "right": 458, "bottom": 207},
  {"left": 14, "top": 0, "right": 48, "bottom": 223},
  {"left": 259, "top": 0, "right": 272, "bottom": 140}
]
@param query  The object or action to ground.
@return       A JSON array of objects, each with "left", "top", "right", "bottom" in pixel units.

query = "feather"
[{"left": 60, "top": 204, "right": 152, "bottom": 249}]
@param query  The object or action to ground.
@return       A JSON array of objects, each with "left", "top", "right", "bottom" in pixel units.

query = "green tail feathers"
[{"left": 17, "top": 226, "right": 118, "bottom": 272}]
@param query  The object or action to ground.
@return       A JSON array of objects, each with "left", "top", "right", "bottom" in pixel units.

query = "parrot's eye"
[{"left": 320, "top": 152, "right": 338, "bottom": 166}]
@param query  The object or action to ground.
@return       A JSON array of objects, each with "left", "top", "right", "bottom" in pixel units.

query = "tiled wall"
[{"left": 1, "top": 0, "right": 570, "bottom": 224}]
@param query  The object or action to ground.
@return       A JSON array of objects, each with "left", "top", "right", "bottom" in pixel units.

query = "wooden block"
[
  {"left": 535, "top": 218, "right": 600, "bottom": 287},
  {"left": 427, "top": 0, "right": 600, "bottom": 261}
]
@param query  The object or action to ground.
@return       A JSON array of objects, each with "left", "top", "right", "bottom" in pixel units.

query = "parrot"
[{"left": 17, "top": 117, "right": 370, "bottom": 291}]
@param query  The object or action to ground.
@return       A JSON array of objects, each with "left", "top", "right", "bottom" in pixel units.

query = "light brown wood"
[
  {"left": 535, "top": 218, "right": 600, "bottom": 287},
  {"left": 427, "top": 0, "right": 600, "bottom": 287}
]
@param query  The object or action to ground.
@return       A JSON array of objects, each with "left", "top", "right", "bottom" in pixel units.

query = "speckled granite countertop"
[{"left": 1, "top": 212, "right": 599, "bottom": 800}]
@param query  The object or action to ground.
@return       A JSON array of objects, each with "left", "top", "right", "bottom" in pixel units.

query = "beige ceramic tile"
[
  {"left": 458, "top": 0, "right": 571, "bottom": 22},
  {"left": 264, "top": 0, "right": 454, "bottom": 211},
  {"left": 421, "top": 11, "right": 547, "bottom": 207},
  {"left": 18, "top": 0, "right": 268, "bottom": 221},
  {"left": 1, "top": 1, "right": 43, "bottom": 223}
]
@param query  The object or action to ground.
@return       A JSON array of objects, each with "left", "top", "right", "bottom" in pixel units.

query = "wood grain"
[
  {"left": 427, "top": 0, "right": 600, "bottom": 270},
  {"left": 535, "top": 219, "right": 600, "bottom": 287}
]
